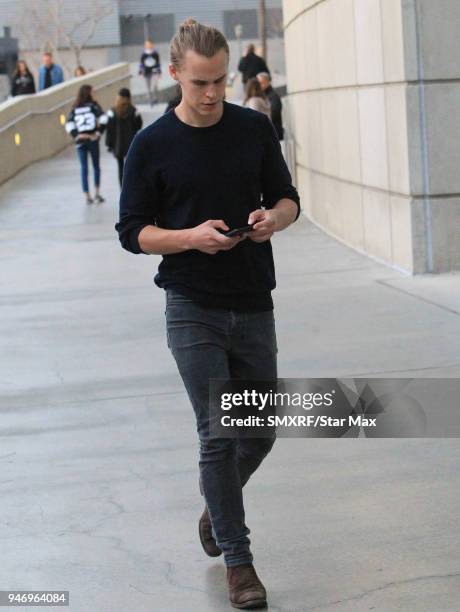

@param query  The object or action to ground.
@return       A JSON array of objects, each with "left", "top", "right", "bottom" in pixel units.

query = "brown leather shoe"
[
  {"left": 227, "top": 563, "right": 267, "bottom": 609},
  {"left": 198, "top": 507, "right": 222, "bottom": 557}
]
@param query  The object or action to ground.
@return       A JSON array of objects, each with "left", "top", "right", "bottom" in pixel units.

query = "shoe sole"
[
  {"left": 230, "top": 599, "right": 267, "bottom": 609},
  {"left": 198, "top": 519, "right": 222, "bottom": 557}
]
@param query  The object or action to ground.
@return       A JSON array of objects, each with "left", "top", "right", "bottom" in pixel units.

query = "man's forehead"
[{"left": 182, "top": 49, "right": 228, "bottom": 76}]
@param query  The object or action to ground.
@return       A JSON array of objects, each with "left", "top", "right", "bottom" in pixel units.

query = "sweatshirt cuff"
[
  {"left": 292, "top": 199, "right": 301, "bottom": 222},
  {"left": 275, "top": 196, "right": 301, "bottom": 223},
  {"left": 130, "top": 224, "right": 151, "bottom": 254}
]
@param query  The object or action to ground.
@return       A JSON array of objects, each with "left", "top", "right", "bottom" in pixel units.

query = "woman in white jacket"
[{"left": 243, "top": 77, "right": 271, "bottom": 118}]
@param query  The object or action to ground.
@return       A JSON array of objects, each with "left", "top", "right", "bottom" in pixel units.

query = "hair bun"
[{"left": 180, "top": 17, "right": 197, "bottom": 30}]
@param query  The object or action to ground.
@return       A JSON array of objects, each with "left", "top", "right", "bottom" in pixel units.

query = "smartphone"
[{"left": 222, "top": 224, "right": 254, "bottom": 237}]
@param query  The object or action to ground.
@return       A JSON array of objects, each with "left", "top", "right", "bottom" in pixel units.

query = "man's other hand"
[{"left": 246, "top": 209, "right": 277, "bottom": 243}]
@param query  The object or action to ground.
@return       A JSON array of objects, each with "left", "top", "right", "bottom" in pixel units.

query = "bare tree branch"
[{"left": 19, "top": 0, "right": 114, "bottom": 69}]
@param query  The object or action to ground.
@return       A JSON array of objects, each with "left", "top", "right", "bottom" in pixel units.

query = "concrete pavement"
[{"left": 1, "top": 105, "right": 460, "bottom": 611}]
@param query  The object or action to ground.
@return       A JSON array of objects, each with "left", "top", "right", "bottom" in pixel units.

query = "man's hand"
[
  {"left": 246, "top": 209, "right": 278, "bottom": 243},
  {"left": 188, "top": 220, "right": 245, "bottom": 255},
  {"left": 247, "top": 200, "right": 299, "bottom": 242}
]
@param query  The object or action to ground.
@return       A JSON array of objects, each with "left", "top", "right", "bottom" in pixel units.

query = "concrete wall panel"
[
  {"left": 320, "top": 91, "right": 339, "bottom": 177},
  {"left": 390, "top": 194, "right": 413, "bottom": 270},
  {"left": 430, "top": 198, "right": 460, "bottom": 272},
  {"left": 341, "top": 181, "right": 365, "bottom": 250},
  {"left": 363, "top": 189, "right": 392, "bottom": 262},
  {"left": 317, "top": 0, "right": 357, "bottom": 89},
  {"left": 337, "top": 88, "right": 361, "bottom": 183},
  {"left": 358, "top": 87, "right": 389, "bottom": 191},
  {"left": 424, "top": 83, "right": 460, "bottom": 195},
  {"left": 416, "top": 0, "right": 460, "bottom": 80},
  {"left": 354, "top": 0, "right": 384, "bottom": 84},
  {"left": 385, "top": 85, "right": 411, "bottom": 195},
  {"left": 381, "top": 0, "right": 406, "bottom": 82}
]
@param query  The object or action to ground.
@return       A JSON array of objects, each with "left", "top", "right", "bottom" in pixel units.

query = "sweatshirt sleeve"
[
  {"left": 65, "top": 108, "right": 78, "bottom": 138},
  {"left": 134, "top": 108, "right": 143, "bottom": 132},
  {"left": 115, "top": 132, "right": 161, "bottom": 254},
  {"left": 259, "top": 115, "right": 301, "bottom": 221},
  {"left": 94, "top": 103, "right": 109, "bottom": 134},
  {"left": 153, "top": 51, "right": 161, "bottom": 72},
  {"left": 105, "top": 109, "right": 115, "bottom": 149}
]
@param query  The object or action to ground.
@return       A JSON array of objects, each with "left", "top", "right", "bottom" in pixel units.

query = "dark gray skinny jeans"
[{"left": 165, "top": 288, "right": 277, "bottom": 567}]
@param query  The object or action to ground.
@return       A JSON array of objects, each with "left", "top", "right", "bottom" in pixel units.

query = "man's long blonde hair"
[{"left": 170, "top": 18, "right": 229, "bottom": 70}]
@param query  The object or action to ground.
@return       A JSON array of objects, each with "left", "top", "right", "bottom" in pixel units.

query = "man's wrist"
[
  {"left": 179, "top": 228, "right": 195, "bottom": 251},
  {"left": 271, "top": 207, "right": 289, "bottom": 232},
  {"left": 272, "top": 199, "right": 298, "bottom": 231},
  {"left": 271, "top": 209, "right": 284, "bottom": 232}
]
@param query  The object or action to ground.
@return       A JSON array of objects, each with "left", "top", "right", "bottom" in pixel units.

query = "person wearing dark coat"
[
  {"left": 11, "top": 60, "right": 36, "bottom": 96},
  {"left": 257, "top": 72, "right": 283, "bottom": 141},
  {"left": 105, "top": 88, "right": 143, "bottom": 187},
  {"left": 237, "top": 44, "right": 270, "bottom": 85}
]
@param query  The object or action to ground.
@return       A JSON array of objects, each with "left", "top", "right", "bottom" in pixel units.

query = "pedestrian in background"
[
  {"left": 257, "top": 72, "right": 283, "bottom": 140},
  {"left": 139, "top": 39, "right": 161, "bottom": 106},
  {"left": 38, "top": 52, "right": 64, "bottom": 91},
  {"left": 105, "top": 88, "right": 143, "bottom": 187},
  {"left": 243, "top": 77, "right": 271, "bottom": 118},
  {"left": 65, "top": 84, "right": 108, "bottom": 205},
  {"left": 74, "top": 66, "right": 87, "bottom": 77},
  {"left": 11, "top": 60, "right": 35, "bottom": 96},
  {"left": 237, "top": 43, "right": 270, "bottom": 85}
]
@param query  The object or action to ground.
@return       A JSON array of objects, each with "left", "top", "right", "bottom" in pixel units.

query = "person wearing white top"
[{"left": 243, "top": 77, "right": 271, "bottom": 119}]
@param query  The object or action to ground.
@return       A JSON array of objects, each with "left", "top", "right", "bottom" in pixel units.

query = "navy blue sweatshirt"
[{"left": 115, "top": 101, "right": 301, "bottom": 311}]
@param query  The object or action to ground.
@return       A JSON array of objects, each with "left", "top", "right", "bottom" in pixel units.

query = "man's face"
[
  {"left": 170, "top": 49, "right": 228, "bottom": 118},
  {"left": 257, "top": 75, "right": 270, "bottom": 91},
  {"left": 145, "top": 41, "right": 154, "bottom": 51},
  {"left": 43, "top": 54, "right": 52, "bottom": 68}
]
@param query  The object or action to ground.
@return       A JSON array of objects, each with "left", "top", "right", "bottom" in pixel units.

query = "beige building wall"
[{"left": 283, "top": 0, "right": 460, "bottom": 273}]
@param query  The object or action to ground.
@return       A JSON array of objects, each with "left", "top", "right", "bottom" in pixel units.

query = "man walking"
[
  {"left": 237, "top": 43, "right": 270, "bottom": 85},
  {"left": 257, "top": 71, "right": 284, "bottom": 141},
  {"left": 38, "top": 52, "right": 64, "bottom": 91},
  {"left": 116, "top": 18, "right": 300, "bottom": 609}
]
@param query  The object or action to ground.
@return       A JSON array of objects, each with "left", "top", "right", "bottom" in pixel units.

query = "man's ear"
[{"left": 169, "top": 64, "right": 178, "bottom": 81}]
